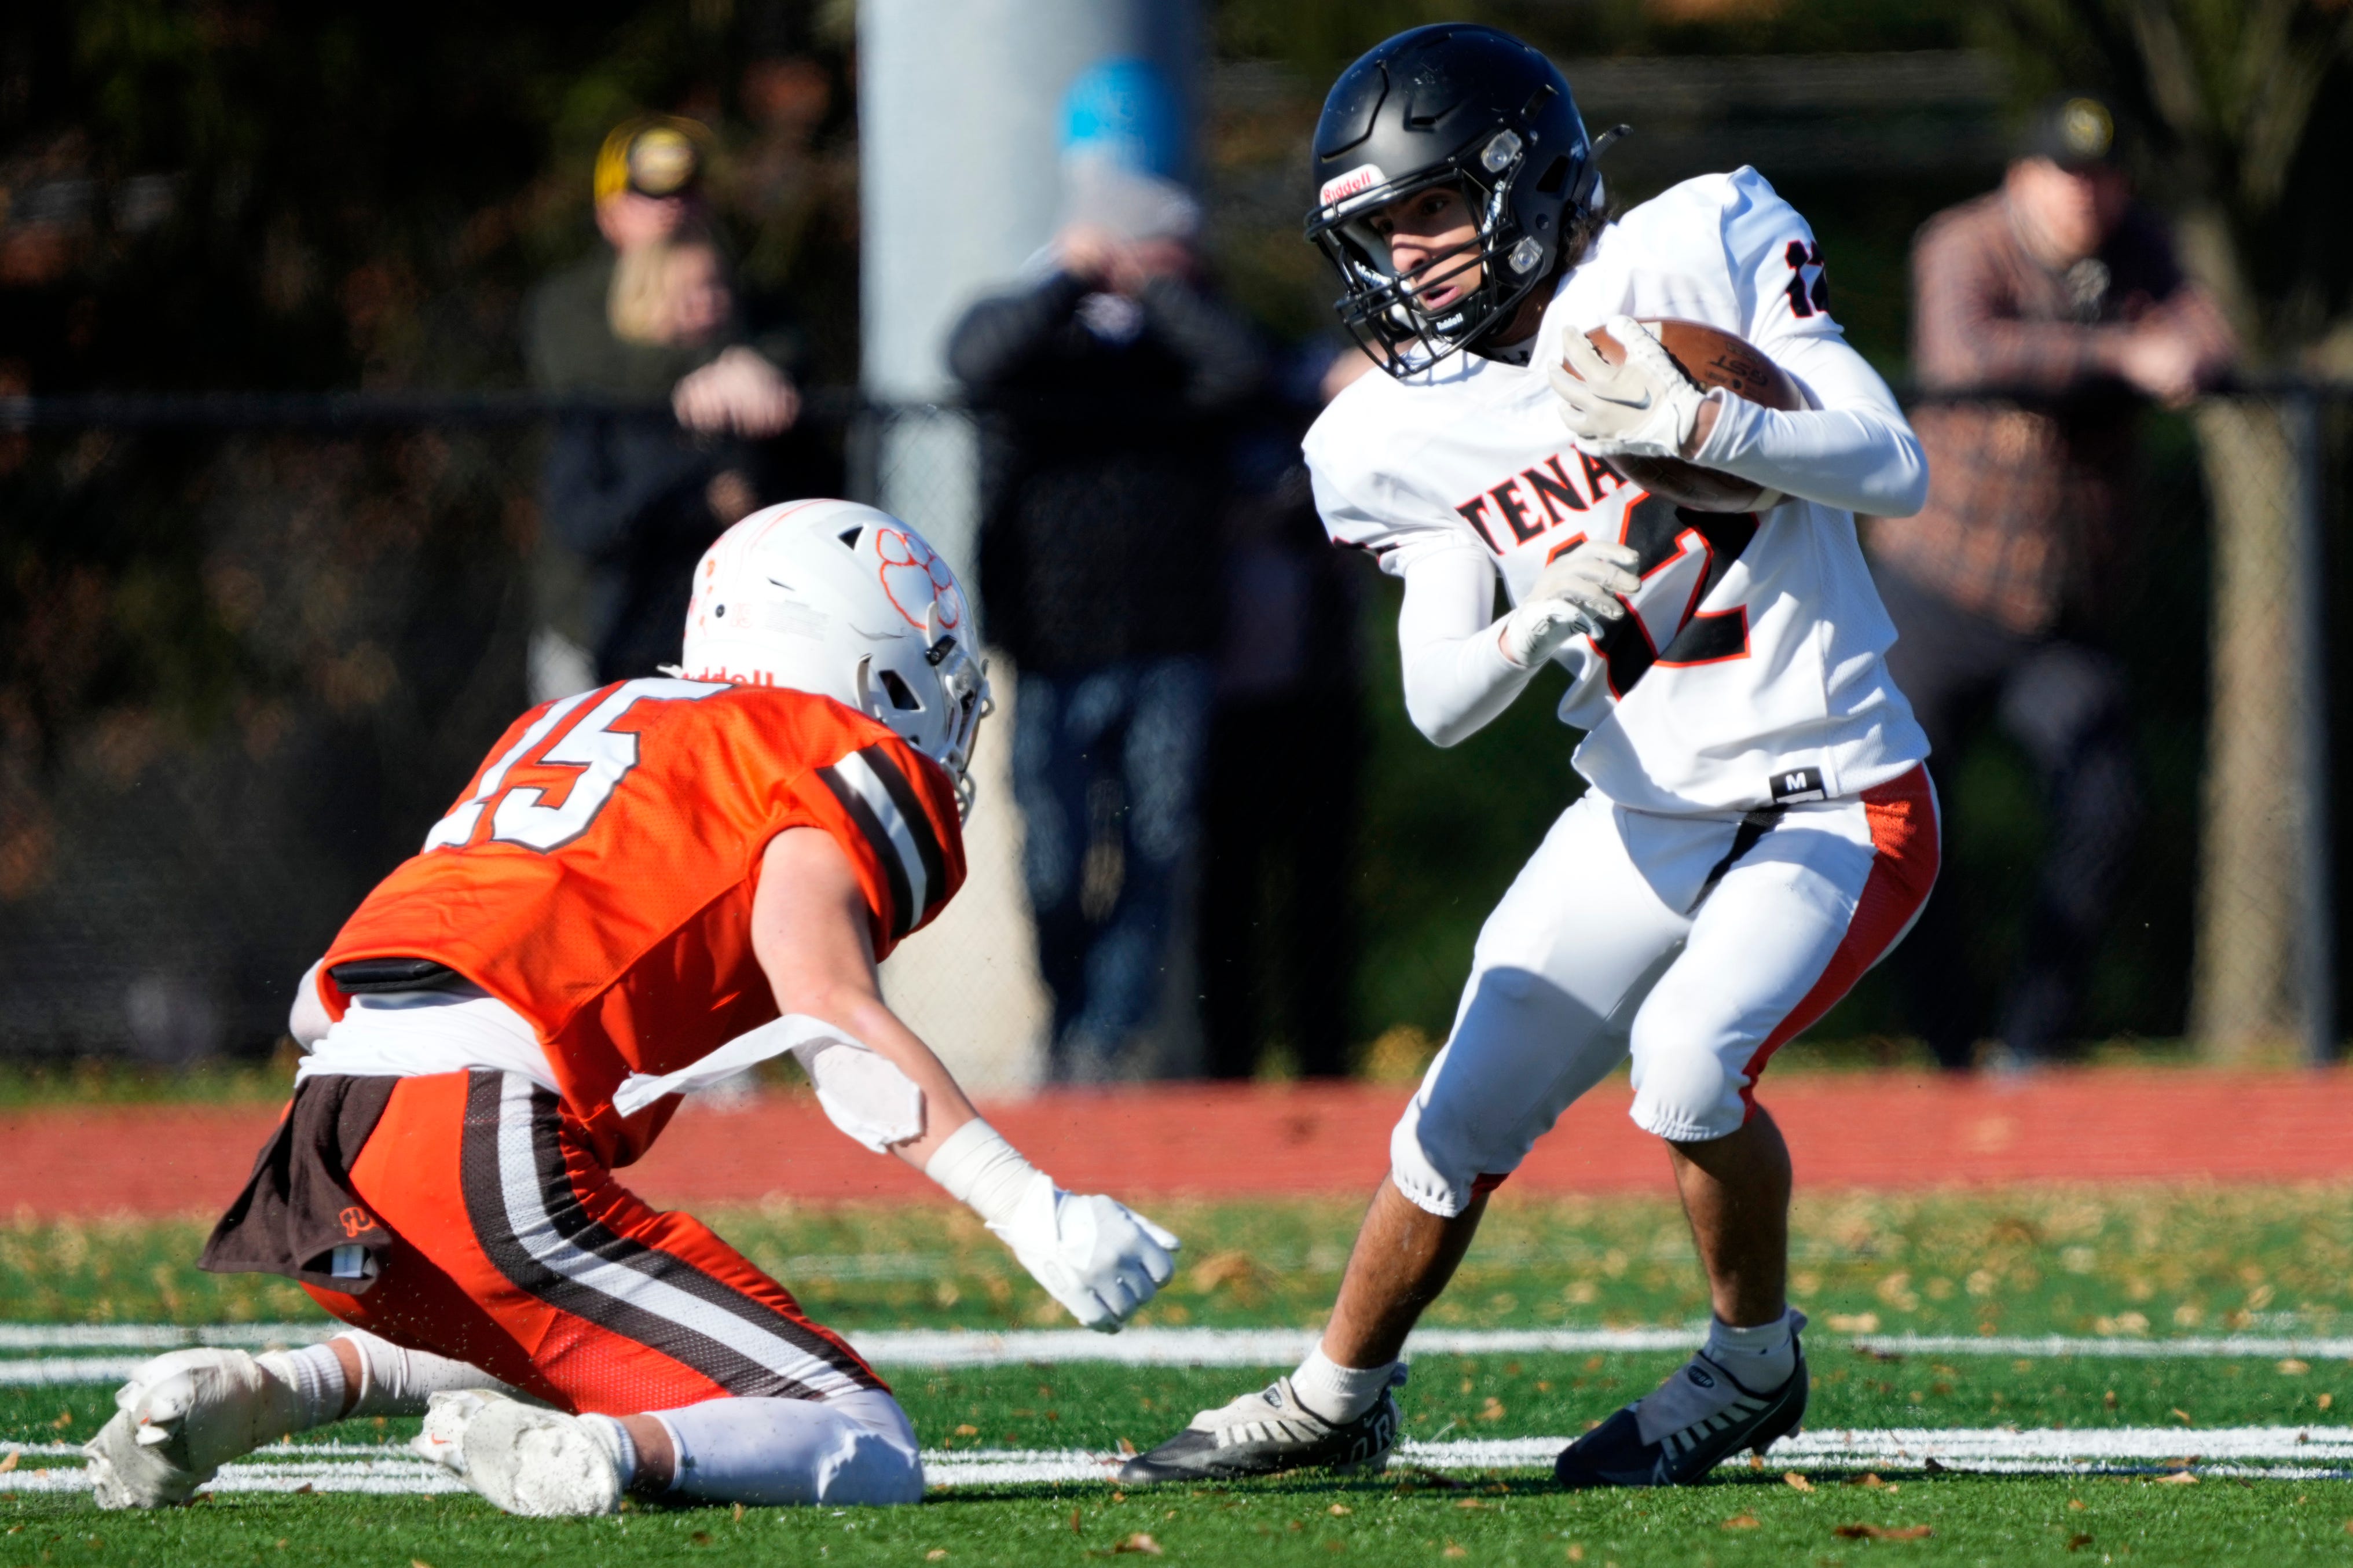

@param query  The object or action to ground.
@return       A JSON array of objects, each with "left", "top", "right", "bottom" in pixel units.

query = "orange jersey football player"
[{"left": 84, "top": 500, "right": 1179, "bottom": 1516}]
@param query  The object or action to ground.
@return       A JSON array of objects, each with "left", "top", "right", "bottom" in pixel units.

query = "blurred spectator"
[
  {"left": 1867, "top": 95, "right": 2236, "bottom": 1070},
  {"left": 523, "top": 117, "right": 800, "bottom": 698},
  {"left": 947, "top": 108, "right": 1265, "bottom": 1081},
  {"left": 1199, "top": 344, "right": 1370, "bottom": 1080}
]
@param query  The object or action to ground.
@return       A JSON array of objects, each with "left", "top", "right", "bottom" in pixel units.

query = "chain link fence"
[{"left": 0, "top": 389, "right": 2344, "bottom": 1076}]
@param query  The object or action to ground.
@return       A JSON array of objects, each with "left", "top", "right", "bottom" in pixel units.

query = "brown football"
[{"left": 1570, "top": 319, "right": 1805, "bottom": 512}]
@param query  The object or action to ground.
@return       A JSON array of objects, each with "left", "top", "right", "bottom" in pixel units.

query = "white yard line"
[
  {"left": 928, "top": 1426, "right": 2353, "bottom": 1486},
  {"left": 0, "top": 1427, "right": 2344, "bottom": 1496},
  {"left": 0, "top": 1323, "right": 2347, "bottom": 1373},
  {"left": 1848, "top": 1332, "right": 2353, "bottom": 1360},
  {"left": 0, "top": 1324, "right": 334, "bottom": 1351}
]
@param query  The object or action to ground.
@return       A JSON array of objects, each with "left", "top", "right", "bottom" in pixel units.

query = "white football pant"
[{"left": 1391, "top": 766, "right": 1937, "bottom": 1217}]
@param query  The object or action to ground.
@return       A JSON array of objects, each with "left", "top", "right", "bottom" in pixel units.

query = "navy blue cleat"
[{"left": 1553, "top": 1325, "right": 1807, "bottom": 1489}]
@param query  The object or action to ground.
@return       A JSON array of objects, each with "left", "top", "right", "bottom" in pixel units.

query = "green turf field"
[{"left": 0, "top": 1188, "right": 2343, "bottom": 1565}]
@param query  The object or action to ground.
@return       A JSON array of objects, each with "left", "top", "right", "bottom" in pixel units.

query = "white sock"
[
  {"left": 334, "top": 1330, "right": 512, "bottom": 1419},
  {"left": 1705, "top": 1309, "right": 1798, "bottom": 1390},
  {"left": 654, "top": 1391, "right": 923, "bottom": 1507},
  {"left": 254, "top": 1345, "right": 348, "bottom": 1431},
  {"left": 1289, "top": 1345, "right": 1399, "bottom": 1424},
  {"left": 578, "top": 1413, "right": 638, "bottom": 1490}
]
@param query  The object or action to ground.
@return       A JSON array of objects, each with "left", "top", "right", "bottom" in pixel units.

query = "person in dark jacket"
[
  {"left": 947, "top": 157, "right": 1265, "bottom": 1081},
  {"left": 523, "top": 119, "right": 800, "bottom": 697}
]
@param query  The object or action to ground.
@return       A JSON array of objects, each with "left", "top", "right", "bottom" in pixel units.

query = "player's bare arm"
[
  {"left": 749, "top": 824, "right": 981, "bottom": 1169},
  {"left": 748, "top": 822, "right": 1183, "bottom": 1335}
]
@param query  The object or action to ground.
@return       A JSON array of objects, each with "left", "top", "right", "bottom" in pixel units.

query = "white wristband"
[{"left": 923, "top": 1119, "right": 1043, "bottom": 1228}]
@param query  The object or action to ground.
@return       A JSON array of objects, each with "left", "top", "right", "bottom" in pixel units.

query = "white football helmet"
[{"left": 679, "top": 500, "right": 993, "bottom": 816}]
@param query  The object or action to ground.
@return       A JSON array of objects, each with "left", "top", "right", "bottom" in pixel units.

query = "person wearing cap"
[
  {"left": 523, "top": 117, "right": 802, "bottom": 699},
  {"left": 945, "top": 63, "right": 1266, "bottom": 1082},
  {"left": 1865, "top": 94, "right": 2236, "bottom": 1070}
]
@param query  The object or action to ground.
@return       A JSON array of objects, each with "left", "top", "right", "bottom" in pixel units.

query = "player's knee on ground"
[
  {"left": 1391, "top": 965, "right": 1610, "bottom": 1217},
  {"left": 657, "top": 1390, "right": 923, "bottom": 1507}
]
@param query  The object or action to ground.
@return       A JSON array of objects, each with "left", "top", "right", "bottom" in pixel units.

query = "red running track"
[{"left": 2, "top": 1069, "right": 2347, "bottom": 1220}]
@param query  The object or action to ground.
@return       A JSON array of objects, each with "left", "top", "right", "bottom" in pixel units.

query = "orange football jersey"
[{"left": 320, "top": 677, "right": 965, "bottom": 1165}]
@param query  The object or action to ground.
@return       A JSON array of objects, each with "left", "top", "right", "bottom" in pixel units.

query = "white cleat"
[
  {"left": 411, "top": 1388, "right": 510, "bottom": 1478},
  {"left": 82, "top": 1349, "right": 306, "bottom": 1510},
  {"left": 455, "top": 1398, "right": 625, "bottom": 1517}
]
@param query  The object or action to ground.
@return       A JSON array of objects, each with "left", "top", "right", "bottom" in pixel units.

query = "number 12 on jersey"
[{"left": 424, "top": 677, "right": 730, "bottom": 854}]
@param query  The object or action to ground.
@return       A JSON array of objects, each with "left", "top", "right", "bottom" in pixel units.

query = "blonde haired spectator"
[{"left": 523, "top": 122, "right": 799, "bottom": 700}]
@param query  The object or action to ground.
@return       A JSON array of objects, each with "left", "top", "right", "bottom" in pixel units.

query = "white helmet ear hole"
[
  {"left": 838, "top": 526, "right": 863, "bottom": 550},
  {"left": 877, "top": 668, "right": 924, "bottom": 711}
]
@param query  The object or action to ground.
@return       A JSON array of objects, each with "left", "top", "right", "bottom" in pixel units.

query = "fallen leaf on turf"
[
  {"left": 1329, "top": 1504, "right": 1351, "bottom": 1516},
  {"left": 2279, "top": 1359, "right": 2310, "bottom": 1375},
  {"left": 732, "top": 1504, "right": 744, "bottom": 1522},
  {"left": 0, "top": 1451, "right": 16, "bottom": 1473},
  {"left": 1825, "top": 1313, "right": 1878, "bottom": 1333},
  {"left": 2319, "top": 1393, "right": 2334, "bottom": 1411},
  {"left": 1832, "top": 1523, "right": 1931, "bottom": 1541},
  {"left": 954, "top": 1424, "right": 978, "bottom": 1436},
  {"left": 412, "top": 1560, "right": 434, "bottom": 1568},
  {"left": 927, "top": 1553, "right": 947, "bottom": 1562},
  {"left": 1847, "top": 1474, "right": 1882, "bottom": 1489},
  {"left": 689, "top": 1532, "right": 712, "bottom": 1546},
  {"left": 1747, "top": 1453, "right": 1764, "bottom": 1471},
  {"left": 48, "top": 1411, "right": 70, "bottom": 1430},
  {"left": 1118, "top": 1438, "right": 1138, "bottom": 1457},
  {"left": 1112, "top": 1534, "right": 1163, "bottom": 1555},
  {"left": 1721, "top": 1512, "right": 1761, "bottom": 1530},
  {"left": 2066, "top": 1533, "right": 2094, "bottom": 1552},
  {"left": 1441, "top": 1545, "right": 1467, "bottom": 1559},
  {"left": 291, "top": 1484, "right": 312, "bottom": 1495},
  {"left": 2068, "top": 1498, "right": 2085, "bottom": 1510},
  {"left": 1784, "top": 1472, "right": 1815, "bottom": 1492},
  {"left": 1921, "top": 1457, "right": 1947, "bottom": 1474},
  {"left": 1566, "top": 1547, "right": 1584, "bottom": 1562},
  {"left": 2154, "top": 1471, "right": 2198, "bottom": 1485},
  {"left": 1070, "top": 1508, "right": 1083, "bottom": 1532},
  {"left": 2169, "top": 1408, "right": 2193, "bottom": 1426}
]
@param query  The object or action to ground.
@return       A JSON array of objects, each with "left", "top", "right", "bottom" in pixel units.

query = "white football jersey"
[{"left": 1305, "top": 166, "right": 1928, "bottom": 815}]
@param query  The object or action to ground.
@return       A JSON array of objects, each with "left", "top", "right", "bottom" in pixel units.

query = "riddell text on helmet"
[{"left": 1319, "top": 164, "right": 1387, "bottom": 208}]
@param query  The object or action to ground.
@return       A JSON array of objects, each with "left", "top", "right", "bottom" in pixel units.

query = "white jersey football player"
[{"left": 1123, "top": 24, "right": 1938, "bottom": 1489}]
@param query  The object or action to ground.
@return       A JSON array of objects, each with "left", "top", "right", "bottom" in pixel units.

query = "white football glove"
[
  {"left": 1549, "top": 315, "right": 1708, "bottom": 459},
  {"left": 991, "top": 1171, "right": 1181, "bottom": 1333},
  {"left": 1498, "top": 539, "right": 1640, "bottom": 667}
]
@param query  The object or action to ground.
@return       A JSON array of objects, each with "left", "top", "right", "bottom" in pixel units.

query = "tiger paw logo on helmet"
[
  {"left": 876, "top": 527, "right": 966, "bottom": 634},
  {"left": 679, "top": 499, "right": 994, "bottom": 817}
]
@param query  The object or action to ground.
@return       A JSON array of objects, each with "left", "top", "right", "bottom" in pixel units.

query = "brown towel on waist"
[{"left": 198, "top": 1074, "right": 399, "bottom": 1294}]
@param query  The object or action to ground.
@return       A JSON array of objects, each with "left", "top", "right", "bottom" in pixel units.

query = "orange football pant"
[{"left": 303, "top": 1068, "right": 885, "bottom": 1416}]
